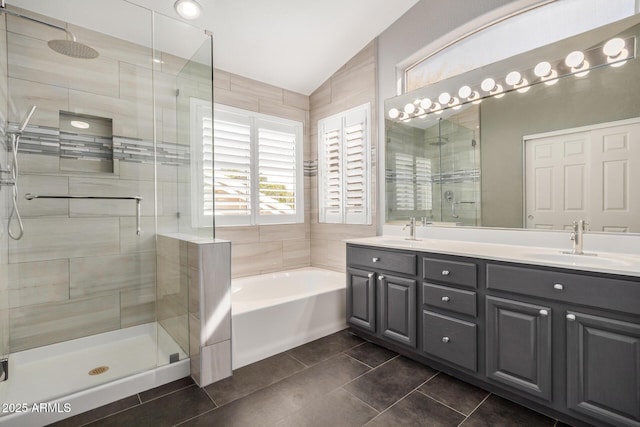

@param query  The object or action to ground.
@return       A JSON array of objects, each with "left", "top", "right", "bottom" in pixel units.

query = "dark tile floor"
[{"left": 50, "top": 329, "right": 570, "bottom": 427}]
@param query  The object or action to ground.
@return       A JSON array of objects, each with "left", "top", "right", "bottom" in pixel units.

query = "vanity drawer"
[
  {"left": 422, "top": 310, "right": 477, "bottom": 372},
  {"left": 347, "top": 246, "right": 416, "bottom": 275},
  {"left": 487, "top": 264, "right": 640, "bottom": 315},
  {"left": 422, "top": 283, "right": 477, "bottom": 317},
  {"left": 423, "top": 258, "right": 477, "bottom": 288}
]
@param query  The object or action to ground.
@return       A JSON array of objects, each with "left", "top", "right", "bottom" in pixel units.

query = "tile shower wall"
[
  {"left": 4, "top": 8, "right": 185, "bottom": 352},
  {"left": 211, "top": 70, "right": 311, "bottom": 278},
  {"left": 0, "top": 13, "right": 9, "bottom": 359},
  {"left": 309, "top": 40, "right": 378, "bottom": 272}
]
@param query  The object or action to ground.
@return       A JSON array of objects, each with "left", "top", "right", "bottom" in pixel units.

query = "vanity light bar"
[{"left": 391, "top": 36, "right": 636, "bottom": 121}]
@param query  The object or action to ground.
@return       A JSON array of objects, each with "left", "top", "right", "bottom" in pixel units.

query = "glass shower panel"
[
  {"left": 153, "top": 13, "right": 212, "bottom": 367},
  {"left": 3, "top": 1, "right": 161, "bottom": 401},
  {"left": 1, "top": 12, "right": 9, "bottom": 365}
]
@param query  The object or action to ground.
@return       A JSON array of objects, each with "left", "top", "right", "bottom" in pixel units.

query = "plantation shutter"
[
  {"left": 212, "top": 110, "right": 252, "bottom": 222},
  {"left": 415, "top": 157, "right": 433, "bottom": 211},
  {"left": 318, "top": 103, "right": 370, "bottom": 225},
  {"left": 257, "top": 119, "right": 299, "bottom": 220},
  {"left": 395, "top": 152, "right": 415, "bottom": 211},
  {"left": 344, "top": 108, "right": 368, "bottom": 224}
]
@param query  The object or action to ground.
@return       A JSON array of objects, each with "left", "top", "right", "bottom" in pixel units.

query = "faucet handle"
[{"left": 569, "top": 232, "right": 576, "bottom": 241}]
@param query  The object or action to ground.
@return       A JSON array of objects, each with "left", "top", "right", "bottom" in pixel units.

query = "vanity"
[{"left": 345, "top": 237, "right": 640, "bottom": 427}]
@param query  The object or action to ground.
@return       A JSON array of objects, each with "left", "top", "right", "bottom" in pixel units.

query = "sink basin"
[{"left": 524, "top": 252, "right": 634, "bottom": 267}]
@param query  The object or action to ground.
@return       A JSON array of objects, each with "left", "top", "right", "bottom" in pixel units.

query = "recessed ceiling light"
[
  {"left": 174, "top": 0, "right": 202, "bottom": 20},
  {"left": 70, "top": 120, "right": 90, "bottom": 129}
]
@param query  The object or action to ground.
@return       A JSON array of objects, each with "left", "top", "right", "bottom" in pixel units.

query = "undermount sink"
[{"left": 524, "top": 252, "right": 635, "bottom": 267}]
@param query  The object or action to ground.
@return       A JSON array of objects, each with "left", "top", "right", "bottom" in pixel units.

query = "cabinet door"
[
  {"left": 486, "top": 296, "right": 552, "bottom": 401},
  {"left": 347, "top": 268, "right": 376, "bottom": 332},
  {"left": 566, "top": 311, "right": 640, "bottom": 427},
  {"left": 379, "top": 274, "right": 417, "bottom": 348}
]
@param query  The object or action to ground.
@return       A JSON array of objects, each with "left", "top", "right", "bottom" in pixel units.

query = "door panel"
[
  {"left": 379, "top": 274, "right": 416, "bottom": 347},
  {"left": 347, "top": 267, "right": 376, "bottom": 332}
]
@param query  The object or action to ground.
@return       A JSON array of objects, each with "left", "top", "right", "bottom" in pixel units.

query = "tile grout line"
[
  {"left": 172, "top": 406, "right": 218, "bottom": 427},
  {"left": 339, "top": 385, "right": 382, "bottom": 415},
  {"left": 284, "top": 350, "right": 310, "bottom": 368},
  {"left": 457, "top": 392, "right": 492, "bottom": 427},
  {"left": 341, "top": 351, "right": 376, "bottom": 370},
  {"left": 201, "top": 386, "right": 219, "bottom": 407},
  {"left": 342, "top": 354, "right": 400, "bottom": 387},
  {"left": 77, "top": 395, "right": 144, "bottom": 427},
  {"left": 415, "top": 388, "right": 474, "bottom": 418}
]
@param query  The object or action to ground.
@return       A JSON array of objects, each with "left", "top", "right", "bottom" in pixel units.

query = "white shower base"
[{"left": 0, "top": 322, "right": 189, "bottom": 427}]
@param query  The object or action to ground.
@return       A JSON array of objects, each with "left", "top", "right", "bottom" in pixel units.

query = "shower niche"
[{"left": 59, "top": 111, "right": 114, "bottom": 174}]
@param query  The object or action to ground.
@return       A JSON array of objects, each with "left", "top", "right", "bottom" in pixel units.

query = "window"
[
  {"left": 318, "top": 103, "right": 371, "bottom": 224},
  {"left": 191, "top": 100, "right": 303, "bottom": 227}
]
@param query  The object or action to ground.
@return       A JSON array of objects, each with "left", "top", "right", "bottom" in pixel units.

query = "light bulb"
[
  {"left": 419, "top": 98, "right": 432, "bottom": 110},
  {"left": 505, "top": 71, "right": 522, "bottom": 86},
  {"left": 404, "top": 103, "right": 416, "bottom": 114},
  {"left": 481, "top": 78, "right": 496, "bottom": 92},
  {"left": 534, "top": 61, "right": 552, "bottom": 78},
  {"left": 388, "top": 108, "right": 400, "bottom": 119},
  {"left": 438, "top": 92, "right": 451, "bottom": 105},
  {"left": 565, "top": 51, "right": 585, "bottom": 68},
  {"left": 458, "top": 86, "right": 472, "bottom": 99},
  {"left": 603, "top": 38, "right": 625, "bottom": 57}
]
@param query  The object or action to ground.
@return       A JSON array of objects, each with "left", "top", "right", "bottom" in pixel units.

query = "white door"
[{"left": 525, "top": 120, "right": 640, "bottom": 232}]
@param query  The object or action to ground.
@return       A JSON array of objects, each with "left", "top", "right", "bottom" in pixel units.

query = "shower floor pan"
[{"left": 0, "top": 322, "right": 189, "bottom": 426}]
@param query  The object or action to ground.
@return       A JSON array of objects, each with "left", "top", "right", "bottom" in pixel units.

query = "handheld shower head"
[{"left": 18, "top": 105, "right": 37, "bottom": 133}]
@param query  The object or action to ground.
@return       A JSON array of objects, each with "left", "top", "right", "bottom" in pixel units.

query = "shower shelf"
[{"left": 24, "top": 193, "right": 143, "bottom": 235}]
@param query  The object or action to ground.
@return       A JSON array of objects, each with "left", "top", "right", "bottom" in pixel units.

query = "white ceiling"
[{"left": 10, "top": 0, "right": 419, "bottom": 95}]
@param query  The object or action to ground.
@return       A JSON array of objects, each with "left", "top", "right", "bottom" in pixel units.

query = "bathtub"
[{"left": 232, "top": 267, "right": 347, "bottom": 369}]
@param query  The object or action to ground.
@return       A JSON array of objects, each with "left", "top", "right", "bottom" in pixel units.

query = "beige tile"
[
  {"left": 283, "top": 239, "right": 311, "bottom": 268},
  {"left": 200, "top": 340, "right": 232, "bottom": 386},
  {"left": 69, "top": 89, "right": 153, "bottom": 141},
  {"left": 161, "top": 182, "right": 179, "bottom": 218},
  {"left": 70, "top": 252, "right": 156, "bottom": 298},
  {"left": 69, "top": 177, "right": 156, "bottom": 217},
  {"left": 259, "top": 223, "right": 306, "bottom": 242},
  {"left": 8, "top": 259, "right": 69, "bottom": 290},
  {"left": 230, "top": 74, "right": 282, "bottom": 104},
  {"left": 157, "top": 164, "right": 179, "bottom": 183},
  {"left": 119, "top": 62, "right": 152, "bottom": 104},
  {"left": 154, "top": 70, "right": 179, "bottom": 111},
  {"left": 311, "top": 222, "right": 376, "bottom": 242},
  {"left": 310, "top": 79, "right": 332, "bottom": 111},
  {"left": 311, "top": 239, "right": 328, "bottom": 268},
  {"left": 9, "top": 217, "right": 120, "bottom": 263},
  {"left": 160, "top": 314, "right": 189, "bottom": 356},
  {"left": 283, "top": 90, "right": 310, "bottom": 111},
  {"left": 327, "top": 240, "right": 347, "bottom": 272},
  {"left": 214, "top": 68, "right": 231, "bottom": 90},
  {"left": 118, "top": 161, "right": 155, "bottom": 181},
  {"left": 201, "top": 242, "right": 231, "bottom": 345},
  {"left": 258, "top": 99, "right": 306, "bottom": 123},
  {"left": 157, "top": 236, "right": 183, "bottom": 296},
  {"left": 159, "top": 52, "right": 189, "bottom": 77},
  {"left": 6, "top": 10, "right": 65, "bottom": 43},
  {"left": 9, "top": 293, "right": 120, "bottom": 352},
  {"left": 214, "top": 87, "right": 258, "bottom": 112},
  {"left": 17, "top": 174, "right": 68, "bottom": 218},
  {"left": 120, "top": 217, "right": 156, "bottom": 254},
  {"left": 121, "top": 286, "right": 156, "bottom": 328},
  {"left": 214, "top": 226, "right": 259, "bottom": 244},
  {"left": 8, "top": 77, "right": 68, "bottom": 127},
  {"left": 232, "top": 241, "right": 282, "bottom": 277},
  {"left": 159, "top": 106, "right": 178, "bottom": 144},
  {"left": 189, "top": 313, "right": 201, "bottom": 357},
  {"left": 8, "top": 33, "right": 119, "bottom": 97},
  {"left": 9, "top": 285, "right": 69, "bottom": 309}
]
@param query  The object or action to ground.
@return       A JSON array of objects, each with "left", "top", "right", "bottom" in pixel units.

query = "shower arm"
[
  {"left": 25, "top": 193, "right": 143, "bottom": 235},
  {"left": 0, "top": 3, "right": 78, "bottom": 41}
]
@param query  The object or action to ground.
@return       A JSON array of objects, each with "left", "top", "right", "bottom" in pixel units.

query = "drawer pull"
[
  {"left": 441, "top": 296, "right": 451, "bottom": 302},
  {"left": 553, "top": 283, "right": 564, "bottom": 290},
  {"left": 566, "top": 314, "right": 576, "bottom": 321},
  {"left": 368, "top": 273, "right": 374, "bottom": 279},
  {"left": 539, "top": 309, "right": 549, "bottom": 316},
  {"left": 441, "top": 337, "right": 450, "bottom": 343},
  {"left": 441, "top": 270, "right": 450, "bottom": 276},
  {"left": 379, "top": 275, "right": 385, "bottom": 280},
  {"left": 372, "top": 257, "right": 380, "bottom": 263}
]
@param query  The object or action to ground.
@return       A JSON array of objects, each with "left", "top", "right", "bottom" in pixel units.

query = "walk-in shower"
[{"left": 0, "top": 1, "right": 213, "bottom": 424}]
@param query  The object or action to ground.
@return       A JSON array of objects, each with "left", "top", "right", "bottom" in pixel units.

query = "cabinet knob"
[
  {"left": 368, "top": 273, "right": 374, "bottom": 279},
  {"left": 441, "top": 337, "right": 450, "bottom": 343},
  {"left": 566, "top": 314, "right": 576, "bottom": 321},
  {"left": 553, "top": 283, "right": 564, "bottom": 290},
  {"left": 441, "top": 296, "right": 450, "bottom": 302},
  {"left": 441, "top": 270, "right": 450, "bottom": 276},
  {"left": 372, "top": 257, "right": 380, "bottom": 263},
  {"left": 379, "top": 275, "right": 385, "bottom": 281},
  {"left": 539, "top": 309, "right": 549, "bottom": 316}
]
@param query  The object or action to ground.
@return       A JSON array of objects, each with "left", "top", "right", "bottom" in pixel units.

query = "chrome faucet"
[
  {"left": 569, "top": 220, "right": 588, "bottom": 255},
  {"left": 403, "top": 217, "right": 418, "bottom": 240}
]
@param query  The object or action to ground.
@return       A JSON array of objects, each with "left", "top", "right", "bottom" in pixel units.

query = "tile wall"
[
  {"left": 309, "top": 40, "right": 379, "bottom": 272},
  {"left": 0, "top": 13, "right": 8, "bottom": 359},
  {"left": 4, "top": 8, "right": 191, "bottom": 352}
]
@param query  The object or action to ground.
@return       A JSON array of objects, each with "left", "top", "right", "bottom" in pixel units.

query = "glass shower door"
[{"left": 0, "top": 10, "right": 9, "bottom": 377}]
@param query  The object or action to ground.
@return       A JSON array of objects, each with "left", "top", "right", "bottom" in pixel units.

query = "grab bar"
[{"left": 25, "top": 193, "right": 143, "bottom": 235}]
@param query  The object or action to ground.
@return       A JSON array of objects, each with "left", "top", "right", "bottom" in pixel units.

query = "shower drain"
[{"left": 88, "top": 366, "right": 109, "bottom": 376}]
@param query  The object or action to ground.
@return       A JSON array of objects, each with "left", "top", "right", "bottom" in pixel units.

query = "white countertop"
[{"left": 345, "top": 236, "right": 640, "bottom": 278}]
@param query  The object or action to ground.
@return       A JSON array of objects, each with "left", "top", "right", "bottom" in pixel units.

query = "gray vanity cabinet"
[
  {"left": 566, "top": 311, "right": 640, "bottom": 427},
  {"left": 346, "top": 267, "right": 376, "bottom": 332},
  {"left": 379, "top": 274, "right": 417, "bottom": 347},
  {"left": 486, "top": 296, "right": 552, "bottom": 402}
]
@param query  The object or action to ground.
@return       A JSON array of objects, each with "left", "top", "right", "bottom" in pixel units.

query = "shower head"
[
  {"left": 0, "top": 4, "right": 99, "bottom": 59},
  {"left": 18, "top": 105, "right": 37, "bottom": 133},
  {"left": 48, "top": 39, "right": 99, "bottom": 59}
]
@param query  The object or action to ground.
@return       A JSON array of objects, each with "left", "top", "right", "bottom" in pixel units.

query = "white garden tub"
[{"left": 231, "top": 267, "right": 347, "bottom": 369}]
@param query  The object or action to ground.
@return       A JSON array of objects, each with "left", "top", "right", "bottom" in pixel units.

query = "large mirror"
[{"left": 385, "top": 10, "right": 640, "bottom": 233}]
